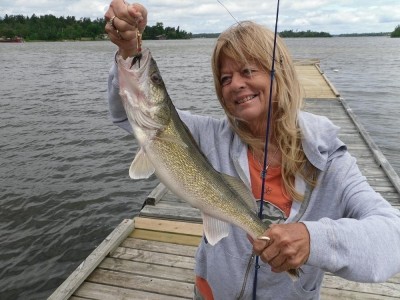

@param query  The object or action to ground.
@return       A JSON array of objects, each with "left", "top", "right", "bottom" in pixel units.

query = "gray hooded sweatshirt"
[{"left": 108, "top": 62, "right": 400, "bottom": 299}]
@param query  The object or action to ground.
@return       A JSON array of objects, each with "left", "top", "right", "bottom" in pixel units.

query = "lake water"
[{"left": 0, "top": 36, "right": 399, "bottom": 299}]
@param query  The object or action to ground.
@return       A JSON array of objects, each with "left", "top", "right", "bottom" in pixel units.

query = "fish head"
[{"left": 117, "top": 48, "right": 172, "bottom": 136}]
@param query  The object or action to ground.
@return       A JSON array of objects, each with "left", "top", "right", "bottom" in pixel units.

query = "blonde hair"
[{"left": 212, "top": 21, "right": 317, "bottom": 201}]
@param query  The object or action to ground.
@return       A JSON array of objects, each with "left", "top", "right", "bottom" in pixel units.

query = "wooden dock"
[{"left": 48, "top": 61, "right": 400, "bottom": 299}]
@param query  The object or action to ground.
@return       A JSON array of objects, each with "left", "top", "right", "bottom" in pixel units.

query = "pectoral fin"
[
  {"left": 129, "top": 148, "right": 155, "bottom": 179},
  {"left": 201, "top": 213, "right": 230, "bottom": 245}
]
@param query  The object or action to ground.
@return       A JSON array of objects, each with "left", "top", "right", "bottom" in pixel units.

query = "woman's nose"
[{"left": 231, "top": 73, "right": 245, "bottom": 89}]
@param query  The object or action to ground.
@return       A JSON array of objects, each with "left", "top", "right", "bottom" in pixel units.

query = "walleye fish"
[{"left": 117, "top": 49, "right": 299, "bottom": 279}]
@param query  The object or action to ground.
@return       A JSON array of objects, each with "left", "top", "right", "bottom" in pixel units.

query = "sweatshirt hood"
[{"left": 298, "top": 111, "right": 346, "bottom": 171}]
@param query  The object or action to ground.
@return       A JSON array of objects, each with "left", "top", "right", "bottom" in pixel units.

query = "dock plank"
[
  {"left": 321, "top": 289, "right": 400, "bottom": 300},
  {"left": 295, "top": 63, "right": 339, "bottom": 99},
  {"left": 121, "top": 237, "right": 197, "bottom": 257},
  {"left": 99, "top": 257, "right": 195, "bottom": 283},
  {"left": 110, "top": 246, "right": 195, "bottom": 269},
  {"left": 134, "top": 217, "right": 203, "bottom": 235},
  {"left": 140, "top": 203, "right": 202, "bottom": 222},
  {"left": 86, "top": 269, "right": 193, "bottom": 299},
  {"left": 322, "top": 273, "right": 400, "bottom": 299},
  {"left": 130, "top": 228, "right": 201, "bottom": 246},
  {"left": 74, "top": 281, "right": 186, "bottom": 299}
]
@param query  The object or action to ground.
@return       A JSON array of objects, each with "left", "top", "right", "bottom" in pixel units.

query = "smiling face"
[
  {"left": 212, "top": 21, "right": 303, "bottom": 146},
  {"left": 220, "top": 55, "right": 271, "bottom": 136}
]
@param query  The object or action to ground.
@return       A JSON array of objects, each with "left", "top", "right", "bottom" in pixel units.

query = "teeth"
[{"left": 237, "top": 95, "right": 255, "bottom": 104}]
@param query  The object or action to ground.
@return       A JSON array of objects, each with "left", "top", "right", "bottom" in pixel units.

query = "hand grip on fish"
[{"left": 116, "top": 48, "right": 299, "bottom": 280}]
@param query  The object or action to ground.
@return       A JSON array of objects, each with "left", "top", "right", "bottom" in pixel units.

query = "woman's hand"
[
  {"left": 250, "top": 223, "right": 311, "bottom": 273},
  {"left": 104, "top": 0, "right": 148, "bottom": 59}
]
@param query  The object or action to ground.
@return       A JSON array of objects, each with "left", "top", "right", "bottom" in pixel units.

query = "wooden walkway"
[{"left": 48, "top": 61, "right": 400, "bottom": 299}]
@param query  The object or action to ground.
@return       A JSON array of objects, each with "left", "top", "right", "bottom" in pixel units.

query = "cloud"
[
  {"left": 65, "top": 0, "right": 106, "bottom": 19},
  {"left": 284, "top": 0, "right": 332, "bottom": 11},
  {"left": 1, "top": 0, "right": 400, "bottom": 34}
]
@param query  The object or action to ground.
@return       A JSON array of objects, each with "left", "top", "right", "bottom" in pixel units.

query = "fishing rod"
[
  {"left": 252, "top": 0, "right": 281, "bottom": 299},
  {"left": 217, "top": 1, "right": 281, "bottom": 298}
]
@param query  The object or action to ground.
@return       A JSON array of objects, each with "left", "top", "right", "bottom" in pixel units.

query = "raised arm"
[{"left": 104, "top": 1, "right": 148, "bottom": 132}]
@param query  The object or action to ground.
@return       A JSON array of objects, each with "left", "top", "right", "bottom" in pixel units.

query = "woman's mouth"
[{"left": 237, "top": 95, "right": 257, "bottom": 104}]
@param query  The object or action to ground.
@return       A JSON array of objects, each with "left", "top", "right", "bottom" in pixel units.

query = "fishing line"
[
  {"left": 216, "top": 0, "right": 241, "bottom": 24},
  {"left": 216, "top": 0, "right": 283, "bottom": 67}
]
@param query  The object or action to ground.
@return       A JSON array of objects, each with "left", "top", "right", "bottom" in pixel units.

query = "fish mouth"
[
  {"left": 236, "top": 94, "right": 257, "bottom": 104},
  {"left": 116, "top": 48, "right": 152, "bottom": 72},
  {"left": 129, "top": 48, "right": 151, "bottom": 70}
]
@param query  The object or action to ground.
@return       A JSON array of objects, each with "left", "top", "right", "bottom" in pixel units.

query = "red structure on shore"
[{"left": 0, "top": 36, "right": 24, "bottom": 43}]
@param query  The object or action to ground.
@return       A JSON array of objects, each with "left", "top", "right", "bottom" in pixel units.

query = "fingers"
[
  {"left": 107, "top": 16, "right": 136, "bottom": 40},
  {"left": 254, "top": 238, "right": 295, "bottom": 273},
  {"left": 257, "top": 235, "right": 281, "bottom": 265},
  {"left": 251, "top": 223, "right": 310, "bottom": 274},
  {"left": 105, "top": 0, "right": 132, "bottom": 25},
  {"left": 105, "top": 20, "right": 135, "bottom": 47},
  {"left": 104, "top": 0, "right": 148, "bottom": 58},
  {"left": 110, "top": 16, "right": 134, "bottom": 34},
  {"left": 128, "top": 3, "right": 148, "bottom": 33},
  {"left": 105, "top": 0, "right": 147, "bottom": 31},
  {"left": 263, "top": 245, "right": 299, "bottom": 273},
  {"left": 252, "top": 235, "right": 271, "bottom": 256}
]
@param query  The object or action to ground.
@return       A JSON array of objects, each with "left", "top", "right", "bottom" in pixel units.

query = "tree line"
[
  {"left": 1, "top": 14, "right": 398, "bottom": 41},
  {"left": 279, "top": 30, "right": 332, "bottom": 38},
  {"left": 144, "top": 22, "right": 191, "bottom": 39},
  {"left": 391, "top": 25, "right": 400, "bottom": 38},
  {"left": 0, "top": 14, "right": 104, "bottom": 40},
  {"left": 0, "top": 14, "right": 191, "bottom": 41}
]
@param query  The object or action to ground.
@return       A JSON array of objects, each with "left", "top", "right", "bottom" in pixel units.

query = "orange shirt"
[
  {"left": 195, "top": 276, "right": 214, "bottom": 300},
  {"left": 247, "top": 149, "right": 292, "bottom": 217}
]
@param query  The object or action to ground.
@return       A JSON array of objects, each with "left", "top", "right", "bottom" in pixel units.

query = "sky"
[{"left": 1, "top": 0, "right": 400, "bottom": 34}]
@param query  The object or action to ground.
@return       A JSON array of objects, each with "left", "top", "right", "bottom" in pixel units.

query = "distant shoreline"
[
  {"left": 12, "top": 35, "right": 394, "bottom": 43},
  {"left": 3, "top": 33, "right": 393, "bottom": 43},
  {"left": 192, "top": 32, "right": 391, "bottom": 38},
  {"left": 335, "top": 32, "right": 391, "bottom": 37}
]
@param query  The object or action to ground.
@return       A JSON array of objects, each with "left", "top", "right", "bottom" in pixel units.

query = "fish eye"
[{"left": 151, "top": 72, "right": 162, "bottom": 84}]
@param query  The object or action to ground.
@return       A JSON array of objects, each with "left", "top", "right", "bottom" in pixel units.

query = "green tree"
[{"left": 391, "top": 25, "right": 400, "bottom": 38}]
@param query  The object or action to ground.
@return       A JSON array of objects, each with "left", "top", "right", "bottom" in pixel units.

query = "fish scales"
[{"left": 152, "top": 111, "right": 265, "bottom": 236}]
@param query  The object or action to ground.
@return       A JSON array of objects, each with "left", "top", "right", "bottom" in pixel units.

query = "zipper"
[{"left": 237, "top": 253, "right": 256, "bottom": 300}]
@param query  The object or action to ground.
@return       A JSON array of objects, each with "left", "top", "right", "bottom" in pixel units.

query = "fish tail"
[{"left": 287, "top": 268, "right": 301, "bottom": 281}]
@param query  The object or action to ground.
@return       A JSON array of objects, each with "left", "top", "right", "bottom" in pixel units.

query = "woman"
[{"left": 104, "top": 1, "right": 400, "bottom": 299}]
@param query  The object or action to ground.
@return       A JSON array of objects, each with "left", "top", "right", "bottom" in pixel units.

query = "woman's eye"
[
  {"left": 243, "top": 68, "right": 255, "bottom": 76},
  {"left": 220, "top": 76, "right": 231, "bottom": 86}
]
